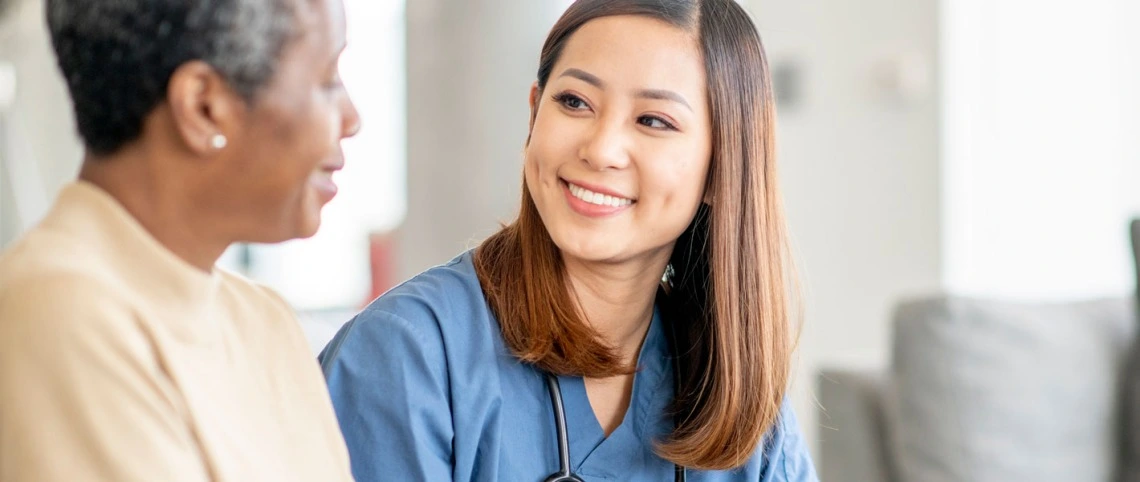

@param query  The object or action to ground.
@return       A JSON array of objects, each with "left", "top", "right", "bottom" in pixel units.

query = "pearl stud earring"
[{"left": 210, "top": 134, "right": 227, "bottom": 150}]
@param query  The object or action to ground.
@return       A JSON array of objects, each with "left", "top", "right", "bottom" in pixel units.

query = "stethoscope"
[{"left": 540, "top": 348, "right": 687, "bottom": 481}]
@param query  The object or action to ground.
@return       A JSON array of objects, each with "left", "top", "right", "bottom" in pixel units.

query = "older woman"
[{"left": 0, "top": 0, "right": 360, "bottom": 480}]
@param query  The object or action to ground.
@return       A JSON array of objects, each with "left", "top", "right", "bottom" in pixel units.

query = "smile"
[{"left": 566, "top": 182, "right": 634, "bottom": 207}]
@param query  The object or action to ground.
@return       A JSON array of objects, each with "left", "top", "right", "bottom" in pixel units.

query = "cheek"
[
  {"left": 266, "top": 99, "right": 337, "bottom": 172},
  {"left": 264, "top": 83, "right": 336, "bottom": 139},
  {"left": 526, "top": 108, "right": 583, "bottom": 173},
  {"left": 523, "top": 142, "right": 554, "bottom": 192},
  {"left": 288, "top": 97, "right": 337, "bottom": 151},
  {"left": 652, "top": 151, "right": 711, "bottom": 207}
]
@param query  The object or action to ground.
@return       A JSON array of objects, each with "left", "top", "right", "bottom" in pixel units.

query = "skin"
[
  {"left": 79, "top": 0, "right": 361, "bottom": 272},
  {"left": 524, "top": 15, "right": 713, "bottom": 436}
]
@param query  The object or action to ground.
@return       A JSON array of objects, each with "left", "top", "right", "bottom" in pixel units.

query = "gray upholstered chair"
[
  {"left": 819, "top": 295, "right": 1135, "bottom": 482},
  {"left": 819, "top": 220, "right": 1140, "bottom": 482}
]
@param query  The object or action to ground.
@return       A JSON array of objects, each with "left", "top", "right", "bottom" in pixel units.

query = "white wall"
[
  {"left": 752, "top": 0, "right": 943, "bottom": 456},
  {"left": 942, "top": 0, "right": 1140, "bottom": 301}
]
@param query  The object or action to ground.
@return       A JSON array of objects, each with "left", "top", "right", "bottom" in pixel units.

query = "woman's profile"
[{"left": 0, "top": 0, "right": 360, "bottom": 479}]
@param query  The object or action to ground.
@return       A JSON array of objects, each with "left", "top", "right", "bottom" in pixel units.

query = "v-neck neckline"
[{"left": 556, "top": 307, "right": 672, "bottom": 477}]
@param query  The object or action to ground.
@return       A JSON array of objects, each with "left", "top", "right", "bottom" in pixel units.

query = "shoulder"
[
  {"left": 758, "top": 400, "right": 819, "bottom": 481},
  {"left": 0, "top": 269, "right": 155, "bottom": 383},
  {"left": 0, "top": 219, "right": 113, "bottom": 292},
  {"left": 368, "top": 251, "right": 485, "bottom": 322},
  {"left": 320, "top": 251, "right": 493, "bottom": 369},
  {"left": 349, "top": 251, "right": 486, "bottom": 338},
  {"left": 0, "top": 266, "right": 134, "bottom": 338},
  {"left": 0, "top": 217, "right": 141, "bottom": 331}
]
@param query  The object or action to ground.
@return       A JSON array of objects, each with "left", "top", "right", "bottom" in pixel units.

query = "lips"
[
  {"left": 310, "top": 172, "right": 338, "bottom": 200},
  {"left": 561, "top": 179, "right": 635, "bottom": 204},
  {"left": 311, "top": 156, "right": 341, "bottom": 202},
  {"left": 567, "top": 182, "right": 634, "bottom": 207},
  {"left": 559, "top": 179, "right": 635, "bottom": 218}
]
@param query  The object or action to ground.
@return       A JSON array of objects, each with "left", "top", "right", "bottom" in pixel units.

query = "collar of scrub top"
[{"left": 540, "top": 314, "right": 687, "bottom": 482}]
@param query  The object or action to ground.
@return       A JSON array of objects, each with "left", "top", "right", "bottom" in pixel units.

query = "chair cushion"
[
  {"left": 818, "top": 369, "right": 896, "bottom": 482},
  {"left": 887, "top": 296, "right": 1134, "bottom": 482}
]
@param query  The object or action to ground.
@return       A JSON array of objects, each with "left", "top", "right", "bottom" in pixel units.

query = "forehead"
[
  {"left": 290, "top": 0, "right": 345, "bottom": 50},
  {"left": 553, "top": 15, "right": 706, "bottom": 97}
]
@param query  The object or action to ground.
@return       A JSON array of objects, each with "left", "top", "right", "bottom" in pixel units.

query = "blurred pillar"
[
  {"left": 0, "top": 0, "right": 84, "bottom": 247},
  {"left": 400, "top": 1, "right": 567, "bottom": 280}
]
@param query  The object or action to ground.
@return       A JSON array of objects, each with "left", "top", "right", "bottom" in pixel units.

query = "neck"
[
  {"left": 78, "top": 146, "right": 228, "bottom": 273},
  {"left": 563, "top": 252, "right": 671, "bottom": 366}
]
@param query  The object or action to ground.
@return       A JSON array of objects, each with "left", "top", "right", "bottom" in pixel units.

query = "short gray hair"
[{"left": 47, "top": 0, "right": 298, "bottom": 155}]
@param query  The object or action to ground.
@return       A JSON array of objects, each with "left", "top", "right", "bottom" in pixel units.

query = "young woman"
[{"left": 320, "top": 0, "right": 816, "bottom": 480}]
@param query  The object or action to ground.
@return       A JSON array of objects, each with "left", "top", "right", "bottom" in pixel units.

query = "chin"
[
  {"left": 294, "top": 214, "right": 323, "bottom": 240},
  {"left": 273, "top": 206, "right": 323, "bottom": 242},
  {"left": 551, "top": 232, "right": 626, "bottom": 264},
  {"left": 290, "top": 190, "right": 331, "bottom": 237}
]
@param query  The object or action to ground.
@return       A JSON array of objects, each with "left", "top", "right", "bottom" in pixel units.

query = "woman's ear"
[
  {"left": 167, "top": 60, "right": 242, "bottom": 157},
  {"left": 528, "top": 82, "right": 540, "bottom": 131},
  {"left": 524, "top": 82, "right": 541, "bottom": 147}
]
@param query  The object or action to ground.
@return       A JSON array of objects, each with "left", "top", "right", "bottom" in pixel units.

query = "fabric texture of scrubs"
[{"left": 320, "top": 251, "right": 819, "bottom": 482}]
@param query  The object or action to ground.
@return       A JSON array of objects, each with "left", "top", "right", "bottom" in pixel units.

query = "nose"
[
  {"left": 341, "top": 88, "right": 362, "bottom": 139},
  {"left": 578, "top": 118, "right": 630, "bottom": 171}
]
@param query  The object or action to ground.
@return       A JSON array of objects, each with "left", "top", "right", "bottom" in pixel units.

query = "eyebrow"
[
  {"left": 557, "top": 68, "right": 693, "bottom": 112},
  {"left": 636, "top": 88, "right": 692, "bottom": 111},
  {"left": 559, "top": 68, "right": 604, "bottom": 88}
]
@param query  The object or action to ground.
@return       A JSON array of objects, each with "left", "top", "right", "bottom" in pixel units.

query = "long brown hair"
[{"left": 474, "top": 0, "right": 798, "bottom": 470}]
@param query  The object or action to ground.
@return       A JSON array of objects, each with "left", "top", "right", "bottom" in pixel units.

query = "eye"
[
  {"left": 638, "top": 115, "right": 676, "bottom": 130},
  {"left": 552, "top": 92, "right": 590, "bottom": 111}
]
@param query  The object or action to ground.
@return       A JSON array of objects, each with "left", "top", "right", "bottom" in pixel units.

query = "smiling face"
[{"left": 524, "top": 14, "right": 712, "bottom": 267}]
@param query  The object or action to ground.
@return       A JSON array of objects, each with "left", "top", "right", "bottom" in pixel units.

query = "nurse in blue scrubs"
[{"left": 319, "top": 0, "right": 819, "bottom": 480}]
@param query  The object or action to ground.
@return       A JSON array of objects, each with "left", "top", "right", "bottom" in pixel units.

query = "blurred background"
[{"left": 2, "top": 0, "right": 1139, "bottom": 480}]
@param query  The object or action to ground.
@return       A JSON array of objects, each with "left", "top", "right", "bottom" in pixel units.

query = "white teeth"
[{"left": 568, "top": 183, "right": 633, "bottom": 207}]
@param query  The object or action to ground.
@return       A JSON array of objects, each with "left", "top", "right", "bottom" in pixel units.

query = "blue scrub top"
[{"left": 319, "top": 251, "right": 819, "bottom": 482}]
